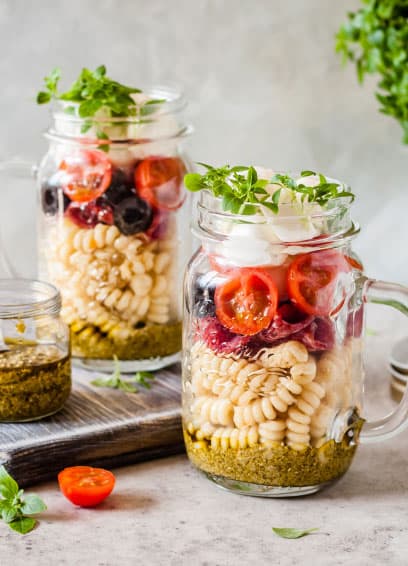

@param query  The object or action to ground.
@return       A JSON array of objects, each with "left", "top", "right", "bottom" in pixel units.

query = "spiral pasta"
[
  {"left": 44, "top": 219, "right": 177, "bottom": 332},
  {"left": 187, "top": 338, "right": 356, "bottom": 453}
]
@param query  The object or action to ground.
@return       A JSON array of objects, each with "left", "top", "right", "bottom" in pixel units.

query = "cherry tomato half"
[
  {"left": 134, "top": 156, "right": 186, "bottom": 211},
  {"left": 214, "top": 268, "right": 278, "bottom": 336},
  {"left": 209, "top": 257, "right": 290, "bottom": 301},
  {"left": 287, "top": 250, "right": 350, "bottom": 316},
  {"left": 58, "top": 149, "right": 112, "bottom": 203},
  {"left": 58, "top": 466, "right": 115, "bottom": 507}
]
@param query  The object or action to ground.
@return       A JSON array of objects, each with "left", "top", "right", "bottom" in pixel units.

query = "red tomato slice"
[
  {"left": 134, "top": 156, "right": 186, "bottom": 210},
  {"left": 209, "top": 257, "right": 290, "bottom": 301},
  {"left": 58, "top": 466, "right": 115, "bottom": 507},
  {"left": 58, "top": 149, "right": 112, "bottom": 203},
  {"left": 287, "top": 250, "right": 350, "bottom": 316},
  {"left": 215, "top": 268, "right": 278, "bottom": 336}
]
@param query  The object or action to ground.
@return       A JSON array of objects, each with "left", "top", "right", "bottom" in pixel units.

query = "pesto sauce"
[
  {"left": 71, "top": 321, "right": 182, "bottom": 360},
  {"left": 183, "top": 422, "right": 363, "bottom": 488},
  {"left": 0, "top": 345, "right": 71, "bottom": 422}
]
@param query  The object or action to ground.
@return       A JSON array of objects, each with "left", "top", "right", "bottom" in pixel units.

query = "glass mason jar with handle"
[
  {"left": 0, "top": 79, "right": 192, "bottom": 372},
  {"left": 37, "top": 88, "right": 192, "bottom": 371},
  {"left": 182, "top": 166, "right": 408, "bottom": 497}
]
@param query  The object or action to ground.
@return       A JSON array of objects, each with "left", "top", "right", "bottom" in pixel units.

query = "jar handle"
[
  {"left": 360, "top": 277, "right": 408, "bottom": 443},
  {"left": 0, "top": 160, "right": 37, "bottom": 277}
]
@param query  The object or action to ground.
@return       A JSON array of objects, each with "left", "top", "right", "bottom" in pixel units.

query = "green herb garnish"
[
  {"left": 133, "top": 371, "right": 156, "bottom": 389},
  {"left": 0, "top": 466, "right": 47, "bottom": 534},
  {"left": 36, "top": 65, "right": 165, "bottom": 138},
  {"left": 184, "top": 164, "right": 354, "bottom": 215},
  {"left": 336, "top": 1, "right": 408, "bottom": 144},
  {"left": 91, "top": 356, "right": 155, "bottom": 393},
  {"left": 272, "top": 527, "right": 319, "bottom": 539}
]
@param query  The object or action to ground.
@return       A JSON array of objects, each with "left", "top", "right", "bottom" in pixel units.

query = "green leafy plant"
[
  {"left": 336, "top": 0, "right": 408, "bottom": 143},
  {"left": 272, "top": 527, "right": 319, "bottom": 539},
  {"left": 0, "top": 466, "right": 47, "bottom": 534},
  {"left": 184, "top": 164, "right": 354, "bottom": 215},
  {"left": 91, "top": 356, "right": 155, "bottom": 393},
  {"left": 36, "top": 65, "right": 165, "bottom": 137}
]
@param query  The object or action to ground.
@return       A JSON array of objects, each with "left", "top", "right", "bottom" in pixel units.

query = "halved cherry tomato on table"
[
  {"left": 58, "top": 466, "right": 115, "bottom": 507},
  {"left": 134, "top": 156, "right": 186, "bottom": 210},
  {"left": 58, "top": 149, "right": 112, "bottom": 203},
  {"left": 287, "top": 250, "right": 350, "bottom": 316},
  {"left": 214, "top": 268, "right": 278, "bottom": 335}
]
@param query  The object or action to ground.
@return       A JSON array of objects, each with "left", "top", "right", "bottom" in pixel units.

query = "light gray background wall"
[{"left": 0, "top": 0, "right": 406, "bottom": 281}]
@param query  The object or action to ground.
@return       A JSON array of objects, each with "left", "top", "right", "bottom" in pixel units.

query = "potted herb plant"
[{"left": 336, "top": 0, "right": 408, "bottom": 143}]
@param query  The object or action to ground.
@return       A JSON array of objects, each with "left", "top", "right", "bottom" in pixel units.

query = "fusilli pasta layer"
[
  {"left": 44, "top": 218, "right": 179, "bottom": 338},
  {"left": 185, "top": 339, "right": 355, "bottom": 451}
]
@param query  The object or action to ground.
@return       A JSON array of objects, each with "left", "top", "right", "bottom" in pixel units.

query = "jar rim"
[
  {"left": 0, "top": 279, "right": 61, "bottom": 319},
  {"left": 46, "top": 84, "right": 189, "bottom": 141},
  {"left": 194, "top": 179, "right": 359, "bottom": 249}
]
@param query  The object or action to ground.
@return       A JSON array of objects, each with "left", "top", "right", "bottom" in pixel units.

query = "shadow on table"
[{"left": 101, "top": 491, "right": 157, "bottom": 511}]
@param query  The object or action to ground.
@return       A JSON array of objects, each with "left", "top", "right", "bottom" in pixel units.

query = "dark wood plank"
[{"left": 0, "top": 363, "right": 184, "bottom": 486}]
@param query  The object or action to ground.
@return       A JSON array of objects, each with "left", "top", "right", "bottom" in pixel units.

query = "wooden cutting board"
[{"left": 0, "top": 364, "right": 184, "bottom": 487}]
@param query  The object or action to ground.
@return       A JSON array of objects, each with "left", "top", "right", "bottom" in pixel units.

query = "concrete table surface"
[{"left": 1, "top": 316, "right": 408, "bottom": 566}]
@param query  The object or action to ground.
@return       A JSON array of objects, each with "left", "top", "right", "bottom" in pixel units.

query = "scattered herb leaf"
[
  {"left": 336, "top": 1, "right": 408, "bottom": 144},
  {"left": 272, "top": 527, "right": 319, "bottom": 539},
  {"left": 91, "top": 356, "right": 155, "bottom": 394},
  {"left": 0, "top": 466, "right": 46, "bottom": 535},
  {"left": 132, "top": 371, "right": 155, "bottom": 389},
  {"left": 184, "top": 164, "right": 354, "bottom": 215}
]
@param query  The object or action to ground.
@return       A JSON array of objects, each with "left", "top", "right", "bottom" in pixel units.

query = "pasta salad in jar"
[
  {"left": 36, "top": 66, "right": 192, "bottom": 370},
  {"left": 182, "top": 164, "right": 366, "bottom": 496}
]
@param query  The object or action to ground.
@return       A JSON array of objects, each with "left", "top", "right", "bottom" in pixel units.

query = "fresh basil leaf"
[
  {"left": 36, "top": 91, "right": 51, "bottom": 104},
  {"left": 80, "top": 121, "right": 92, "bottom": 134},
  {"left": 184, "top": 173, "right": 204, "bottom": 192},
  {"left": 78, "top": 99, "right": 102, "bottom": 118},
  {"left": 272, "top": 188, "right": 282, "bottom": 205},
  {"left": 262, "top": 201, "right": 279, "bottom": 214},
  {"left": 0, "top": 466, "right": 19, "bottom": 499},
  {"left": 118, "top": 381, "right": 138, "bottom": 394},
  {"left": 44, "top": 67, "right": 61, "bottom": 93},
  {"left": 133, "top": 371, "right": 155, "bottom": 389},
  {"left": 2, "top": 503, "right": 19, "bottom": 524},
  {"left": 63, "top": 105, "right": 77, "bottom": 116},
  {"left": 9, "top": 517, "right": 36, "bottom": 535},
  {"left": 20, "top": 494, "right": 47, "bottom": 516},
  {"left": 230, "top": 165, "right": 249, "bottom": 173},
  {"left": 94, "top": 65, "right": 107, "bottom": 79},
  {"left": 272, "top": 527, "right": 319, "bottom": 539}
]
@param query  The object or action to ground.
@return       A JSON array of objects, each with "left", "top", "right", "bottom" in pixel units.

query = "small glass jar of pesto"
[{"left": 0, "top": 279, "right": 71, "bottom": 422}]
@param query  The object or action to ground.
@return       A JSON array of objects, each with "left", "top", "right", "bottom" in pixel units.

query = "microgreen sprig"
[
  {"left": 36, "top": 65, "right": 165, "bottom": 134},
  {"left": 91, "top": 356, "right": 155, "bottom": 394},
  {"left": 184, "top": 164, "right": 354, "bottom": 215},
  {"left": 0, "top": 466, "right": 47, "bottom": 535}
]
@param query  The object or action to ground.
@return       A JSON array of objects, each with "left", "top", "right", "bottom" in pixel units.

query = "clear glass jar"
[
  {"left": 182, "top": 186, "right": 408, "bottom": 496},
  {"left": 0, "top": 279, "right": 71, "bottom": 422},
  {"left": 37, "top": 88, "right": 192, "bottom": 371}
]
